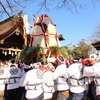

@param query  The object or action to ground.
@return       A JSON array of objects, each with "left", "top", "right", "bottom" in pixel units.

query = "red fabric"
[
  {"left": 91, "top": 81, "right": 95, "bottom": 85},
  {"left": 18, "top": 63, "right": 23, "bottom": 69},
  {"left": 31, "top": 34, "right": 44, "bottom": 37},
  {"left": 69, "top": 60, "right": 73, "bottom": 65},
  {"left": 80, "top": 59, "right": 85, "bottom": 65},
  {"left": 53, "top": 61, "right": 57, "bottom": 65},
  {"left": 39, "top": 67, "right": 46, "bottom": 71},
  {"left": 96, "top": 95, "right": 100, "bottom": 97},
  {"left": 46, "top": 33, "right": 58, "bottom": 37},
  {"left": 85, "top": 59, "right": 91, "bottom": 65},
  {"left": 31, "top": 33, "right": 58, "bottom": 37},
  {"left": 51, "top": 20, "right": 56, "bottom": 26},
  {"left": 44, "top": 48, "right": 50, "bottom": 54},
  {"left": 65, "top": 60, "right": 69, "bottom": 65},
  {"left": 41, "top": 14, "right": 44, "bottom": 23}
]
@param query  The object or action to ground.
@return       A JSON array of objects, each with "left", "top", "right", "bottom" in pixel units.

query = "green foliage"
[
  {"left": 17, "top": 40, "right": 96, "bottom": 61},
  {"left": 17, "top": 46, "right": 45, "bottom": 61},
  {"left": 18, "top": 45, "right": 72, "bottom": 61},
  {"left": 18, "top": 46, "right": 29, "bottom": 61},
  {"left": 49, "top": 46, "right": 72, "bottom": 59},
  {"left": 72, "top": 39, "right": 96, "bottom": 58}
]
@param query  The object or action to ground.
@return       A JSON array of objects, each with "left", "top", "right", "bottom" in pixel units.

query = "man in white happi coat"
[
  {"left": 52, "top": 55, "right": 70, "bottom": 100},
  {"left": 83, "top": 53, "right": 100, "bottom": 100},
  {"left": 19, "top": 63, "right": 45, "bottom": 100},
  {"left": 0, "top": 63, "right": 8, "bottom": 100},
  {"left": 6, "top": 59, "right": 25, "bottom": 100},
  {"left": 43, "top": 63, "right": 55, "bottom": 100},
  {"left": 53, "top": 52, "right": 89, "bottom": 100},
  {"left": 64, "top": 52, "right": 89, "bottom": 100}
]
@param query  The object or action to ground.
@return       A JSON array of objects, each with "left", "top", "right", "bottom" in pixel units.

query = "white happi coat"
[
  {"left": 0, "top": 67, "right": 8, "bottom": 91},
  {"left": 52, "top": 63, "right": 69, "bottom": 91},
  {"left": 43, "top": 71, "right": 54, "bottom": 99},
  {"left": 19, "top": 68, "right": 44, "bottom": 99},
  {"left": 7, "top": 63, "right": 25, "bottom": 90},
  {"left": 67, "top": 62, "right": 88, "bottom": 93},
  {"left": 83, "top": 61, "right": 100, "bottom": 96}
]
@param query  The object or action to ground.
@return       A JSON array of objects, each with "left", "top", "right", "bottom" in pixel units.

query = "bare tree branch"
[
  {"left": 87, "top": 21, "right": 100, "bottom": 43},
  {"left": 36, "top": 0, "right": 49, "bottom": 14},
  {"left": 0, "top": 1, "right": 10, "bottom": 17},
  {"left": 13, "top": 0, "right": 26, "bottom": 8},
  {"left": 6, "top": 0, "right": 13, "bottom": 12},
  {"left": 0, "top": 0, "right": 100, "bottom": 21}
]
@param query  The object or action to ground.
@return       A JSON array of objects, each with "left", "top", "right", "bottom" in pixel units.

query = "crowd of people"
[{"left": 0, "top": 52, "right": 100, "bottom": 100}]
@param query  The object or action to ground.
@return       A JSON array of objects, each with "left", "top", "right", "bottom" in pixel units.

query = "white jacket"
[
  {"left": 19, "top": 68, "right": 44, "bottom": 99},
  {"left": 43, "top": 71, "right": 54, "bottom": 99},
  {"left": 53, "top": 63, "right": 69, "bottom": 91},
  {"left": 83, "top": 61, "right": 100, "bottom": 96},
  {"left": 7, "top": 63, "right": 25, "bottom": 90},
  {"left": 67, "top": 62, "right": 88, "bottom": 93},
  {"left": 0, "top": 67, "right": 8, "bottom": 91}
]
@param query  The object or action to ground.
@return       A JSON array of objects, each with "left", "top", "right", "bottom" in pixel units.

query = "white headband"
[{"left": 56, "top": 55, "right": 65, "bottom": 63}]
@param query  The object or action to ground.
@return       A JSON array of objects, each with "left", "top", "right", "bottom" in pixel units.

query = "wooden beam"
[{"left": 0, "top": 47, "right": 21, "bottom": 51}]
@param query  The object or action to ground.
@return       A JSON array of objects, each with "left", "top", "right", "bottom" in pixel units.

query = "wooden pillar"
[
  {"left": 23, "top": 27, "right": 27, "bottom": 46},
  {"left": 23, "top": 15, "right": 28, "bottom": 46}
]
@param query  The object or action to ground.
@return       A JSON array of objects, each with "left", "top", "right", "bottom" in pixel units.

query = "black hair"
[
  {"left": 71, "top": 52, "right": 80, "bottom": 61},
  {"left": 10, "top": 59, "right": 15, "bottom": 64},
  {"left": 23, "top": 61, "right": 30, "bottom": 65}
]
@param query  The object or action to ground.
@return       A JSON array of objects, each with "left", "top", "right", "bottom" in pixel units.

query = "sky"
[{"left": 9, "top": 1, "right": 100, "bottom": 46}]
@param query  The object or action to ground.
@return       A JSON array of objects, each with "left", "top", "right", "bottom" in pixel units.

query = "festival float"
[{"left": 18, "top": 14, "right": 71, "bottom": 63}]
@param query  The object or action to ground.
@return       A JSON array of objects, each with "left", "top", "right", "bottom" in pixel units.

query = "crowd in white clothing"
[{"left": 0, "top": 53, "right": 100, "bottom": 100}]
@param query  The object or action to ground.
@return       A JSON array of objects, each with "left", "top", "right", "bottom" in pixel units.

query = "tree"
[
  {"left": 87, "top": 21, "right": 100, "bottom": 43},
  {"left": 72, "top": 39, "right": 97, "bottom": 58},
  {"left": 0, "top": 0, "right": 99, "bottom": 21}
]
